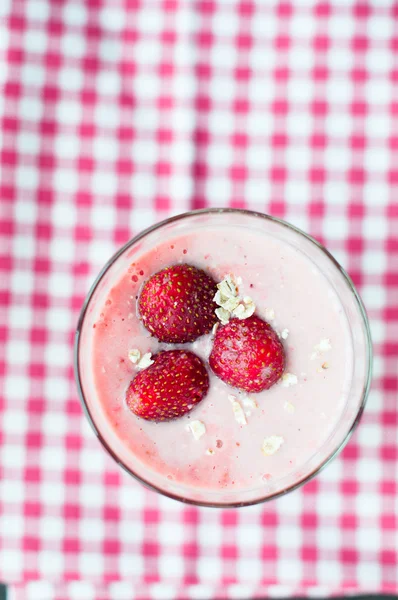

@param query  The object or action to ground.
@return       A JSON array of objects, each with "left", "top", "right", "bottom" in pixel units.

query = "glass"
[{"left": 74, "top": 209, "right": 372, "bottom": 507}]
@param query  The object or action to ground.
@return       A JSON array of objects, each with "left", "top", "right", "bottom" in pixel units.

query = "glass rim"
[{"left": 74, "top": 208, "right": 373, "bottom": 508}]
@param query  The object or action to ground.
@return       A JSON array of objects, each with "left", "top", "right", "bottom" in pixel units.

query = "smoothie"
[{"left": 88, "top": 221, "right": 355, "bottom": 499}]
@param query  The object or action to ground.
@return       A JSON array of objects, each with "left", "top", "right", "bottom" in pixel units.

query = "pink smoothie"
[{"left": 90, "top": 226, "right": 354, "bottom": 497}]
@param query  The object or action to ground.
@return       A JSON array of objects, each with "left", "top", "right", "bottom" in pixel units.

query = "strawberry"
[
  {"left": 139, "top": 264, "right": 218, "bottom": 343},
  {"left": 209, "top": 315, "right": 285, "bottom": 393},
  {"left": 126, "top": 350, "right": 209, "bottom": 421}
]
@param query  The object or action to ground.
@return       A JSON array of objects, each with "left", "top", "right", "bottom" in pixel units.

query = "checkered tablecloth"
[{"left": 0, "top": 0, "right": 397, "bottom": 598}]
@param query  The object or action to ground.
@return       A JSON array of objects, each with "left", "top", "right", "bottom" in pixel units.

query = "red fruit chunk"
[
  {"left": 126, "top": 350, "right": 209, "bottom": 421},
  {"left": 209, "top": 315, "right": 285, "bottom": 393},
  {"left": 139, "top": 264, "right": 218, "bottom": 343}
]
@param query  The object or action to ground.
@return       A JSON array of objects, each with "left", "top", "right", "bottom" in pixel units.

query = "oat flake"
[
  {"left": 265, "top": 308, "right": 275, "bottom": 321},
  {"left": 284, "top": 401, "right": 295, "bottom": 414},
  {"left": 215, "top": 307, "right": 230, "bottom": 325},
  {"left": 228, "top": 395, "right": 247, "bottom": 426},
  {"left": 242, "top": 395, "right": 258, "bottom": 413},
  {"left": 311, "top": 338, "right": 332, "bottom": 360},
  {"left": 128, "top": 349, "right": 141, "bottom": 364},
  {"left": 262, "top": 435, "right": 284, "bottom": 456},
  {"left": 233, "top": 297, "right": 256, "bottom": 320},
  {"left": 137, "top": 352, "right": 155, "bottom": 370},
  {"left": 188, "top": 420, "right": 206, "bottom": 440},
  {"left": 214, "top": 275, "right": 256, "bottom": 323},
  {"left": 212, "top": 322, "right": 219, "bottom": 335},
  {"left": 281, "top": 372, "right": 298, "bottom": 387}
]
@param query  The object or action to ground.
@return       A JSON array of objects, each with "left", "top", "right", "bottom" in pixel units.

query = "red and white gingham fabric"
[{"left": 0, "top": 0, "right": 397, "bottom": 599}]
